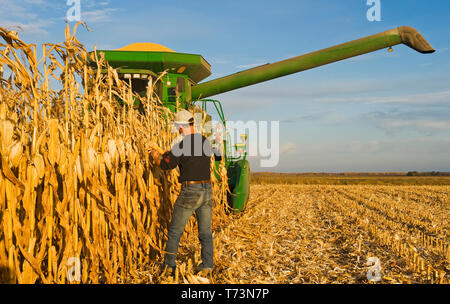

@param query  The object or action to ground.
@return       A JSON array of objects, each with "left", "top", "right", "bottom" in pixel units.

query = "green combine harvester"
[{"left": 90, "top": 26, "right": 434, "bottom": 213}]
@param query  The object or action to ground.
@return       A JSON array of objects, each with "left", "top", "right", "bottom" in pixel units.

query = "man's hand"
[
  {"left": 150, "top": 149, "right": 160, "bottom": 160},
  {"left": 151, "top": 149, "right": 163, "bottom": 166}
]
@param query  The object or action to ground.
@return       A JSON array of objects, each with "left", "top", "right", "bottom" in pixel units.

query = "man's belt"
[{"left": 181, "top": 180, "right": 211, "bottom": 187}]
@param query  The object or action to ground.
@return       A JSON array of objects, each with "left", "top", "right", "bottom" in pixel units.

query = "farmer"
[{"left": 150, "top": 109, "right": 218, "bottom": 276}]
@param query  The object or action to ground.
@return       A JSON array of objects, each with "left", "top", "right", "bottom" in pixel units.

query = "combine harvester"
[{"left": 91, "top": 26, "right": 434, "bottom": 213}]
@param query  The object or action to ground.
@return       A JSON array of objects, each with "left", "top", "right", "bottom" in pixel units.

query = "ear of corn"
[{"left": 0, "top": 23, "right": 230, "bottom": 283}]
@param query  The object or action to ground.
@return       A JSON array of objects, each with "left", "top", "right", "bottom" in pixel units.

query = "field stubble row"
[{"left": 203, "top": 184, "right": 449, "bottom": 284}]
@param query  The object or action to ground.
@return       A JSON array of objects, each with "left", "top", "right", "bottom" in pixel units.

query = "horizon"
[{"left": 252, "top": 170, "right": 450, "bottom": 174}]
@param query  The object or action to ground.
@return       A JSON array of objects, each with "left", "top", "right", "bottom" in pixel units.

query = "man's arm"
[{"left": 151, "top": 149, "right": 181, "bottom": 170}]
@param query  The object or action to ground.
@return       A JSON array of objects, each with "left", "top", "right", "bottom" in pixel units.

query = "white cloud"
[
  {"left": 22, "top": 0, "right": 50, "bottom": 5},
  {"left": 315, "top": 90, "right": 450, "bottom": 107},
  {"left": 82, "top": 0, "right": 100, "bottom": 8},
  {"left": 279, "top": 142, "right": 296, "bottom": 155},
  {"left": 261, "top": 137, "right": 450, "bottom": 172},
  {"left": 302, "top": 138, "right": 450, "bottom": 155},
  {"left": 210, "top": 58, "right": 230, "bottom": 65},
  {"left": 381, "top": 120, "right": 450, "bottom": 131},
  {"left": 0, "top": 0, "right": 57, "bottom": 36},
  {"left": 213, "top": 73, "right": 450, "bottom": 113},
  {"left": 365, "top": 109, "right": 450, "bottom": 134},
  {"left": 235, "top": 62, "right": 268, "bottom": 69},
  {"left": 282, "top": 110, "right": 349, "bottom": 125},
  {"left": 1, "top": 19, "right": 54, "bottom": 36},
  {"left": 82, "top": 8, "right": 117, "bottom": 24},
  {"left": 0, "top": 0, "right": 38, "bottom": 19}
]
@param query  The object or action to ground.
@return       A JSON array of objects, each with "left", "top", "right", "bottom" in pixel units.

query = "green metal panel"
[
  {"left": 191, "top": 27, "right": 434, "bottom": 99},
  {"left": 228, "top": 159, "right": 250, "bottom": 213},
  {"left": 160, "top": 73, "right": 189, "bottom": 110},
  {"left": 93, "top": 50, "right": 211, "bottom": 84}
]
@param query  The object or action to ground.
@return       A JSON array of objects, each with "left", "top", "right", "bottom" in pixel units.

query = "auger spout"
[{"left": 191, "top": 26, "right": 434, "bottom": 100}]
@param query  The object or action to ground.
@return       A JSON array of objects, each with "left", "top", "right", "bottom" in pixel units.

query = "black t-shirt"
[{"left": 160, "top": 133, "right": 221, "bottom": 182}]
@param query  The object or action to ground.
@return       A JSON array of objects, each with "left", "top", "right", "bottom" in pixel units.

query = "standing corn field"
[{"left": 0, "top": 24, "right": 230, "bottom": 284}]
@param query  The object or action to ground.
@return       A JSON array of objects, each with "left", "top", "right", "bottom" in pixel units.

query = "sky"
[{"left": 1, "top": 0, "right": 449, "bottom": 172}]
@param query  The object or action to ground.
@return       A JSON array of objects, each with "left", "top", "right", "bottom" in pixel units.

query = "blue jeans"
[{"left": 163, "top": 183, "right": 214, "bottom": 269}]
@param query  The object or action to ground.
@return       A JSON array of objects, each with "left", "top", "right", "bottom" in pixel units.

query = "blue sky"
[{"left": 1, "top": 0, "right": 449, "bottom": 172}]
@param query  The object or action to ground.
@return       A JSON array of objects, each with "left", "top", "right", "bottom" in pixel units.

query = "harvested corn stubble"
[{"left": 203, "top": 184, "right": 449, "bottom": 284}]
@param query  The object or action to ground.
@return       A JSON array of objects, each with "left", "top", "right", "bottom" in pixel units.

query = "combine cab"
[{"left": 90, "top": 26, "right": 434, "bottom": 213}]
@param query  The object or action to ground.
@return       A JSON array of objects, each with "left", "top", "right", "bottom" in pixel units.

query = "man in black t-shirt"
[{"left": 151, "top": 109, "right": 216, "bottom": 276}]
